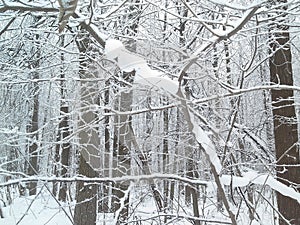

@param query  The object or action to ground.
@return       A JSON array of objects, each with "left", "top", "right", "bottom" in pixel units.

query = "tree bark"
[
  {"left": 112, "top": 70, "right": 134, "bottom": 223},
  {"left": 73, "top": 31, "right": 100, "bottom": 225},
  {"left": 27, "top": 18, "right": 41, "bottom": 195},
  {"left": 53, "top": 35, "right": 71, "bottom": 202},
  {"left": 74, "top": 155, "right": 98, "bottom": 225},
  {"left": 269, "top": 14, "right": 300, "bottom": 225}
]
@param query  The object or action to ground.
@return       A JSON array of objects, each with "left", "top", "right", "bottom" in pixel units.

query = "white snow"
[
  {"left": 104, "top": 38, "right": 178, "bottom": 94},
  {"left": 189, "top": 112, "right": 223, "bottom": 174},
  {"left": 1, "top": 194, "right": 73, "bottom": 225},
  {"left": 134, "top": 76, "right": 178, "bottom": 94},
  {"left": 105, "top": 39, "right": 158, "bottom": 75},
  {"left": 221, "top": 170, "right": 300, "bottom": 204},
  {"left": 104, "top": 39, "right": 125, "bottom": 60}
]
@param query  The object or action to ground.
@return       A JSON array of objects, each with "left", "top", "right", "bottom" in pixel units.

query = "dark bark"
[
  {"left": 270, "top": 17, "right": 300, "bottom": 225},
  {"left": 163, "top": 97, "right": 169, "bottom": 214},
  {"left": 57, "top": 104, "right": 71, "bottom": 202},
  {"left": 27, "top": 86, "right": 39, "bottom": 196},
  {"left": 53, "top": 35, "right": 71, "bottom": 202},
  {"left": 0, "top": 205, "right": 3, "bottom": 218},
  {"left": 74, "top": 155, "right": 98, "bottom": 225},
  {"left": 98, "top": 80, "right": 111, "bottom": 213},
  {"left": 73, "top": 31, "right": 99, "bottom": 225},
  {"left": 27, "top": 24, "right": 41, "bottom": 195},
  {"left": 112, "top": 70, "right": 135, "bottom": 223}
]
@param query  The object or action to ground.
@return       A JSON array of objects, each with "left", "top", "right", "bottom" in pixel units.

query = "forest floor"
[
  {"left": 1, "top": 192, "right": 73, "bottom": 225},
  {"left": 0, "top": 185, "right": 277, "bottom": 225}
]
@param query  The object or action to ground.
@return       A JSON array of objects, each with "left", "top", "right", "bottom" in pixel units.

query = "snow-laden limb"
[
  {"left": 105, "top": 39, "right": 178, "bottom": 94},
  {"left": 221, "top": 171, "right": 300, "bottom": 204},
  {"left": 113, "top": 182, "right": 133, "bottom": 225},
  {"left": 189, "top": 112, "right": 222, "bottom": 174},
  {"left": 0, "top": 0, "right": 53, "bottom": 8},
  {"left": 105, "top": 40, "right": 222, "bottom": 173},
  {"left": 105, "top": 39, "right": 161, "bottom": 75},
  {"left": 193, "top": 84, "right": 300, "bottom": 104},
  {"left": 0, "top": 174, "right": 209, "bottom": 188},
  {"left": 105, "top": 39, "right": 161, "bottom": 77}
]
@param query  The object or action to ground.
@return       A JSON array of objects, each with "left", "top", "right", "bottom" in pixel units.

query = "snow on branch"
[
  {"left": 0, "top": 1, "right": 107, "bottom": 47},
  {"left": 104, "top": 39, "right": 223, "bottom": 174},
  {"left": 189, "top": 112, "right": 222, "bottom": 174},
  {"left": 105, "top": 39, "right": 178, "bottom": 94},
  {"left": 0, "top": 1, "right": 57, "bottom": 13},
  {"left": 0, "top": 174, "right": 209, "bottom": 188},
  {"left": 221, "top": 171, "right": 300, "bottom": 204}
]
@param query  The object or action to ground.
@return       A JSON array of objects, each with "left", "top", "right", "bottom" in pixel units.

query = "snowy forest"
[{"left": 0, "top": 0, "right": 299, "bottom": 225}]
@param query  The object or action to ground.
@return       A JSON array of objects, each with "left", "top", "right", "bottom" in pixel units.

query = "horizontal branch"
[
  {"left": 0, "top": 3, "right": 106, "bottom": 48},
  {"left": 0, "top": 173, "right": 209, "bottom": 188},
  {"left": 0, "top": 4, "right": 58, "bottom": 13},
  {"left": 130, "top": 213, "right": 232, "bottom": 224},
  {"left": 2, "top": 172, "right": 300, "bottom": 203},
  {"left": 193, "top": 84, "right": 300, "bottom": 104}
]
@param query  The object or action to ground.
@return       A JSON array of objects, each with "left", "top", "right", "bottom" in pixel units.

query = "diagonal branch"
[
  {"left": 178, "top": 6, "right": 259, "bottom": 83},
  {"left": 0, "top": 3, "right": 106, "bottom": 48}
]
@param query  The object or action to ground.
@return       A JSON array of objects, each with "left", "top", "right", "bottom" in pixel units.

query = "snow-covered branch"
[{"left": 0, "top": 174, "right": 209, "bottom": 188}]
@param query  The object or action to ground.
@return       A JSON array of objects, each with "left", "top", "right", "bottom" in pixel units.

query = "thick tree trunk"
[
  {"left": 270, "top": 23, "right": 300, "bottom": 225},
  {"left": 74, "top": 32, "right": 100, "bottom": 225},
  {"left": 74, "top": 155, "right": 98, "bottom": 225},
  {"left": 112, "top": 70, "right": 134, "bottom": 223}
]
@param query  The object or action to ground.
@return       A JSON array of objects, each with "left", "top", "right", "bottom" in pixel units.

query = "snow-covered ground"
[
  {"left": 0, "top": 183, "right": 278, "bottom": 225},
  {"left": 1, "top": 192, "right": 73, "bottom": 225}
]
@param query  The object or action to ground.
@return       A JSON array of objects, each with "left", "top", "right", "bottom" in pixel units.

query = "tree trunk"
[
  {"left": 184, "top": 88, "right": 201, "bottom": 225},
  {"left": 57, "top": 104, "right": 71, "bottom": 202},
  {"left": 74, "top": 31, "right": 100, "bottom": 225},
  {"left": 269, "top": 14, "right": 300, "bottom": 225},
  {"left": 98, "top": 79, "right": 111, "bottom": 213},
  {"left": 74, "top": 155, "right": 98, "bottom": 225},
  {"left": 112, "top": 70, "right": 134, "bottom": 223},
  {"left": 53, "top": 35, "right": 71, "bottom": 202},
  {"left": 27, "top": 20, "right": 41, "bottom": 195},
  {"left": 163, "top": 97, "right": 169, "bottom": 212}
]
